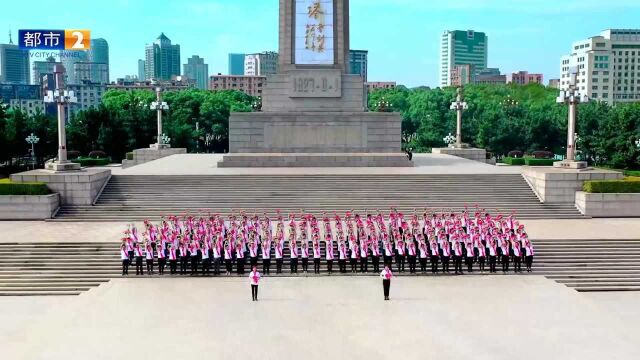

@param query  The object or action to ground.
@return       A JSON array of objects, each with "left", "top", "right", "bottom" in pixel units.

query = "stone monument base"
[
  {"left": 122, "top": 147, "right": 187, "bottom": 169},
  {"left": 431, "top": 147, "right": 488, "bottom": 163},
  {"left": 218, "top": 153, "right": 413, "bottom": 168},
  {"left": 46, "top": 161, "right": 81, "bottom": 172},
  {"left": 553, "top": 160, "right": 589, "bottom": 169}
]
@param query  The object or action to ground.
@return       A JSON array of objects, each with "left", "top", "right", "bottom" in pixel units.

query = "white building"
[
  {"left": 67, "top": 81, "right": 107, "bottom": 114},
  {"left": 9, "top": 99, "right": 44, "bottom": 116},
  {"left": 560, "top": 29, "right": 640, "bottom": 104},
  {"left": 244, "top": 51, "right": 278, "bottom": 76}
]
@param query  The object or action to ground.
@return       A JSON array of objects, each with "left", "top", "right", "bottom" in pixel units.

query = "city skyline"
[{"left": 1, "top": 0, "right": 640, "bottom": 87}]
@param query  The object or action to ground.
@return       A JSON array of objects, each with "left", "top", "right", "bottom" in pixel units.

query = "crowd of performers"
[{"left": 119, "top": 208, "right": 535, "bottom": 277}]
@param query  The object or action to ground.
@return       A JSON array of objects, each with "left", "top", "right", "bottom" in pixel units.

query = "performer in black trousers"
[
  {"left": 134, "top": 243, "right": 144, "bottom": 275},
  {"left": 380, "top": 265, "right": 393, "bottom": 301},
  {"left": 120, "top": 244, "right": 130, "bottom": 276},
  {"left": 179, "top": 244, "right": 189, "bottom": 275},
  {"left": 249, "top": 266, "right": 261, "bottom": 301},
  {"left": 157, "top": 246, "right": 166, "bottom": 275},
  {"left": 168, "top": 245, "right": 178, "bottom": 275}
]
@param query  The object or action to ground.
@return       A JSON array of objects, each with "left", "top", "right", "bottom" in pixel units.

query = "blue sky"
[{"left": 2, "top": 0, "right": 640, "bottom": 87}]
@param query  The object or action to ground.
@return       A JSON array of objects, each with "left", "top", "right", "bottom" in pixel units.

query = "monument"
[{"left": 218, "top": 0, "right": 412, "bottom": 167}]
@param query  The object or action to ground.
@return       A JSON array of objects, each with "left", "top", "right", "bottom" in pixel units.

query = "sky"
[{"left": 2, "top": 0, "right": 640, "bottom": 88}]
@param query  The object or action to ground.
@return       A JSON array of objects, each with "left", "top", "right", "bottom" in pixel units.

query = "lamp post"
[
  {"left": 443, "top": 133, "right": 456, "bottom": 148},
  {"left": 150, "top": 81, "right": 169, "bottom": 149},
  {"left": 374, "top": 97, "right": 393, "bottom": 112},
  {"left": 25, "top": 133, "right": 39, "bottom": 169},
  {"left": 635, "top": 138, "right": 640, "bottom": 149},
  {"left": 449, "top": 87, "right": 468, "bottom": 148},
  {"left": 555, "top": 67, "right": 589, "bottom": 169},
  {"left": 43, "top": 64, "right": 80, "bottom": 171}
]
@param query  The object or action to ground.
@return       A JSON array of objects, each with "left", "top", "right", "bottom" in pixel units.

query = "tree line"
[{"left": 0, "top": 84, "right": 638, "bottom": 172}]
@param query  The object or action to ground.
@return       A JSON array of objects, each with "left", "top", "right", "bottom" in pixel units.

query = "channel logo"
[{"left": 18, "top": 29, "right": 91, "bottom": 50}]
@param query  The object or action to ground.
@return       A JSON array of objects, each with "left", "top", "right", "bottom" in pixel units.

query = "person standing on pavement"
[
  {"left": 380, "top": 265, "right": 393, "bottom": 301},
  {"left": 249, "top": 266, "right": 261, "bottom": 301}
]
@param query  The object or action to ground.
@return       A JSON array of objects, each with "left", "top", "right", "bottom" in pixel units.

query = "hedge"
[
  {"left": 524, "top": 158, "right": 558, "bottom": 166},
  {"left": 72, "top": 157, "right": 112, "bottom": 167},
  {"left": 502, "top": 157, "right": 526, "bottom": 165},
  {"left": 583, "top": 177, "right": 640, "bottom": 193},
  {"left": 0, "top": 179, "right": 51, "bottom": 195}
]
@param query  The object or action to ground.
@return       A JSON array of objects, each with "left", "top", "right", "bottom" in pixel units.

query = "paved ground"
[
  {"left": 1, "top": 276, "right": 637, "bottom": 360},
  {"left": 104, "top": 153, "right": 523, "bottom": 175},
  {"left": 1, "top": 218, "right": 639, "bottom": 243}
]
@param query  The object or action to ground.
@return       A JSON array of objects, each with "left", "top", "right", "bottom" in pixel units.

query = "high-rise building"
[
  {"left": 145, "top": 33, "right": 181, "bottom": 81},
  {"left": 450, "top": 64, "right": 476, "bottom": 86},
  {"left": 0, "top": 84, "right": 43, "bottom": 115},
  {"left": 506, "top": 71, "right": 544, "bottom": 85},
  {"left": 61, "top": 38, "right": 110, "bottom": 84},
  {"left": 32, "top": 56, "right": 60, "bottom": 85},
  {"left": 183, "top": 55, "right": 209, "bottom": 90},
  {"left": 209, "top": 74, "right": 265, "bottom": 96},
  {"left": 440, "top": 30, "right": 488, "bottom": 87},
  {"left": 137, "top": 59, "right": 146, "bottom": 81},
  {"left": 228, "top": 53, "right": 245, "bottom": 75},
  {"left": 244, "top": 51, "right": 279, "bottom": 76},
  {"left": 0, "top": 38, "right": 29, "bottom": 84},
  {"left": 67, "top": 80, "right": 107, "bottom": 115},
  {"left": 560, "top": 29, "right": 640, "bottom": 104},
  {"left": 349, "top": 50, "right": 368, "bottom": 82}
]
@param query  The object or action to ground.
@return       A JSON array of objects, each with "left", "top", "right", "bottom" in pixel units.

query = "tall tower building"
[
  {"left": 349, "top": 49, "right": 368, "bottom": 82},
  {"left": 31, "top": 56, "right": 60, "bottom": 85},
  {"left": 244, "top": 51, "right": 279, "bottom": 76},
  {"left": 183, "top": 55, "right": 209, "bottom": 90},
  {"left": 560, "top": 29, "right": 640, "bottom": 105},
  {"left": 440, "top": 30, "right": 488, "bottom": 87},
  {"left": 137, "top": 59, "right": 146, "bottom": 80},
  {"left": 145, "top": 33, "right": 181, "bottom": 81},
  {"left": 0, "top": 34, "right": 29, "bottom": 84},
  {"left": 61, "top": 38, "right": 109, "bottom": 84},
  {"left": 228, "top": 53, "right": 245, "bottom": 75}
]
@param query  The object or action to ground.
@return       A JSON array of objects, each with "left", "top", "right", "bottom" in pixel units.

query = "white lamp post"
[
  {"left": 25, "top": 133, "right": 39, "bottom": 169},
  {"left": 555, "top": 66, "right": 589, "bottom": 169},
  {"left": 635, "top": 138, "right": 640, "bottom": 149},
  {"left": 150, "top": 82, "right": 170, "bottom": 149},
  {"left": 449, "top": 87, "right": 468, "bottom": 148},
  {"left": 43, "top": 64, "right": 80, "bottom": 171},
  {"left": 443, "top": 133, "right": 456, "bottom": 147}
]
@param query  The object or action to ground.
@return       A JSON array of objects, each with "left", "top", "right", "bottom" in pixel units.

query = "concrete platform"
[
  {"left": 523, "top": 166, "right": 623, "bottom": 203},
  {"left": 218, "top": 152, "right": 413, "bottom": 167},
  {"left": 1, "top": 276, "right": 638, "bottom": 359},
  {"left": 432, "top": 147, "right": 487, "bottom": 163}
]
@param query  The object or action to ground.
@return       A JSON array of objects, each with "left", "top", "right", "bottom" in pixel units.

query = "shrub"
[
  {"left": 583, "top": 177, "right": 640, "bottom": 193},
  {"left": 507, "top": 150, "right": 524, "bottom": 158},
  {"left": 73, "top": 157, "right": 112, "bottom": 167},
  {"left": 503, "top": 157, "right": 526, "bottom": 165},
  {"left": 67, "top": 150, "right": 81, "bottom": 160},
  {"left": 0, "top": 179, "right": 51, "bottom": 195},
  {"left": 126, "top": 152, "right": 134, "bottom": 161},
  {"left": 88, "top": 150, "right": 107, "bottom": 159},
  {"left": 531, "top": 150, "right": 554, "bottom": 159},
  {"left": 524, "top": 158, "right": 558, "bottom": 166},
  {"left": 486, "top": 152, "right": 494, "bottom": 160}
]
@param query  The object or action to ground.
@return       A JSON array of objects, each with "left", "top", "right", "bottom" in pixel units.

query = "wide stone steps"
[
  {"left": 51, "top": 174, "right": 584, "bottom": 221},
  {"left": 1, "top": 239, "right": 639, "bottom": 295}
]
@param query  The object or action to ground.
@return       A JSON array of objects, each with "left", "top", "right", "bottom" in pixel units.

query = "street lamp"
[
  {"left": 161, "top": 133, "right": 171, "bottom": 145},
  {"left": 374, "top": 97, "right": 393, "bottom": 112},
  {"left": 252, "top": 97, "right": 262, "bottom": 111},
  {"left": 150, "top": 81, "right": 170, "bottom": 149},
  {"left": 43, "top": 64, "right": 80, "bottom": 171},
  {"left": 449, "top": 87, "right": 468, "bottom": 148},
  {"left": 555, "top": 66, "right": 589, "bottom": 169},
  {"left": 635, "top": 138, "right": 640, "bottom": 149},
  {"left": 443, "top": 133, "right": 456, "bottom": 147},
  {"left": 25, "top": 133, "right": 39, "bottom": 169}
]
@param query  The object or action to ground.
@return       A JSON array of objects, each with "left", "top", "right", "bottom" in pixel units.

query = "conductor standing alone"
[
  {"left": 249, "top": 266, "right": 261, "bottom": 301},
  {"left": 380, "top": 265, "right": 393, "bottom": 301}
]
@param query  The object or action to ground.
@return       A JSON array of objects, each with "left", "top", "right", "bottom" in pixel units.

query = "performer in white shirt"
[
  {"left": 249, "top": 266, "right": 261, "bottom": 301},
  {"left": 312, "top": 242, "right": 321, "bottom": 274},
  {"left": 512, "top": 241, "right": 523, "bottom": 273},
  {"left": 488, "top": 239, "right": 498, "bottom": 273},
  {"left": 326, "top": 239, "right": 335, "bottom": 274},
  {"left": 476, "top": 241, "right": 486, "bottom": 273},
  {"left": 371, "top": 239, "right": 381, "bottom": 273},
  {"left": 261, "top": 239, "right": 271, "bottom": 275},
  {"left": 157, "top": 243, "right": 166, "bottom": 275},
  {"left": 133, "top": 243, "right": 144, "bottom": 275},
  {"left": 338, "top": 241, "right": 348, "bottom": 273},
  {"left": 418, "top": 240, "right": 429, "bottom": 273},
  {"left": 290, "top": 238, "right": 299, "bottom": 274},
  {"left": 441, "top": 241, "right": 451, "bottom": 274},
  {"left": 301, "top": 240, "right": 309, "bottom": 273},
  {"left": 167, "top": 244, "right": 178, "bottom": 275},
  {"left": 120, "top": 242, "right": 130, "bottom": 276},
  {"left": 380, "top": 265, "right": 393, "bottom": 301},
  {"left": 275, "top": 237, "right": 284, "bottom": 274},
  {"left": 145, "top": 243, "right": 155, "bottom": 275},
  {"left": 429, "top": 239, "right": 439, "bottom": 274},
  {"left": 524, "top": 239, "right": 535, "bottom": 272}
]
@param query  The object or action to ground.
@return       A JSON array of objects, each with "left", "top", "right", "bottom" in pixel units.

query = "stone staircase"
[
  {"left": 53, "top": 174, "right": 583, "bottom": 221},
  {"left": 1, "top": 239, "right": 638, "bottom": 296}
]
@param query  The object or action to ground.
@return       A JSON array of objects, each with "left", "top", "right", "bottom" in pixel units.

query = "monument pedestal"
[
  {"left": 432, "top": 147, "right": 488, "bottom": 163},
  {"left": 46, "top": 161, "right": 82, "bottom": 172},
  {"left": 553, "top": 160, "right": 589, "bottom": 169},
  {"left": 122, "top": 147, "right": 187, "bottom": 169},
  {"left": 217, "top": 111, "right": 412, "bottom": 168}
]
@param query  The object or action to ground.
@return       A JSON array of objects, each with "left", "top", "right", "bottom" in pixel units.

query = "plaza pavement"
[
  {"left": 105, "top": 153, "right": 524, "bottom": 175},
  {"left": 1, "top": 276, "right": 638, "bottom": 360}
]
